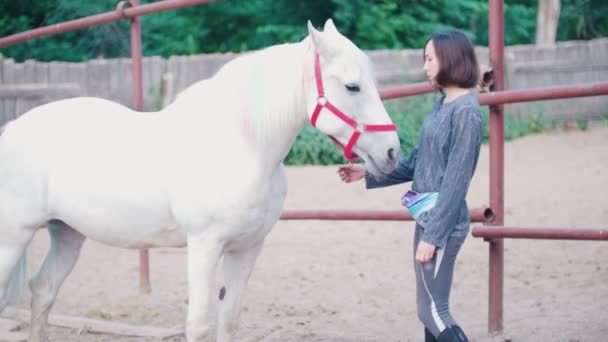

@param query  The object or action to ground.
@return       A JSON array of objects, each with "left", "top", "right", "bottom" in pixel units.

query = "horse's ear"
[
  {"left": 323, "top": 19, "right": 338, "bottom": 34},
  {"left": 307, "top": 20, "right": 321, "bottom": 45},
  {"left": 307, "top": 20, "right": 333, "bottom": 58}
]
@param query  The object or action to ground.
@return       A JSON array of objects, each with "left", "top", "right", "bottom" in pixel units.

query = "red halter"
[{"left": 309, "top": 53, "right": 397, "bottom": 162}]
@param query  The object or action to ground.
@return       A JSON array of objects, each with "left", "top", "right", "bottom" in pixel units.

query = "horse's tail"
[
  {"left": 1, "top": 120, "right": 30, "bottom": 310},
  {"left": 0, "top": 120, "right": 11, "bottom": 137},
  {"left": 0, "top": 121, "right": 14, "bottom": 149},
  {"left": 7, "top": 249, "right": 29, "bottom": 308}
]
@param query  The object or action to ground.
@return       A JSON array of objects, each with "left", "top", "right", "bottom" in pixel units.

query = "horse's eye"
[{"left": 345, "top": 83, "right": 360, "bottom": 92}]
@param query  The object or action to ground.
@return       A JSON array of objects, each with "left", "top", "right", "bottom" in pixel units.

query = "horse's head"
[{"left": 305, "top": 19, "right": 400, "bottom": 178}]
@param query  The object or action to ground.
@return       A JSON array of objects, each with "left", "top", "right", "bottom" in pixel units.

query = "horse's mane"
[
  {"left": 168, "top": 39, "right": 312, "bottom": 156},
  {"left": 177, "top": 39, "right": 310, "bottom": 114}
]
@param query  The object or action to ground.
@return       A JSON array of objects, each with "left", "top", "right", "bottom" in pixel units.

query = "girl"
[{"left": 338, "top": 30, "right": 482, "bottom": 342}]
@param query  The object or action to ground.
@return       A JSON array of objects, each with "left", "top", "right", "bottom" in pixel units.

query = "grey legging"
[{"left": 414, "top": 224, "right": 467, "bottom": 338}]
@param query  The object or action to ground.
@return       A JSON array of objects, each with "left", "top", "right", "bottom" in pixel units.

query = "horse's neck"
[
  {"left": 168, "top": 41, "right": 313, "bottom": 176},
  {"left": 239, "top": 43, "right": 312, "bottom": 172}
]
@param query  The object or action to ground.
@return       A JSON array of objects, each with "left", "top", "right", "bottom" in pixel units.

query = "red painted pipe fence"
[
  {"left": 0, "top": 0, "right": 220, "bottom": 48},
  {"left": 380, "top": 82, "right": 608, "bottom": 105},
  {"left": 281, "top": 207, "right": 495, "bottom": 223},
  {"left": 472, "top": 226, "right": 608, "bottom": 241}
]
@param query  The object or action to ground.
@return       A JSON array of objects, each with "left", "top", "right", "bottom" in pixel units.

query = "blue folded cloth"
[{"left": 401, "top": 190, "right": 438, "bottom": 220}]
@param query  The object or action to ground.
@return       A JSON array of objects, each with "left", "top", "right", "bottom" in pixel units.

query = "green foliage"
[
  {"left": 2, "top": 1, "right": 606, "bottom": 62},
  {"left": 526, "top": 112, "right": 549, "bottom": 133},
  {"left": 482, "top": 109, "right": 554, "bottom": 145},
  {"left": 558, "top": 0, "right": 608, "bottom": 41},
  {"left": 503, "top": 112, "right": 531, "bottom": 140},
  {"left": 1, "top": 1, "right": 604, "bottom": 165},
  {"left": 284, "top": 126, "right": 346, "bottom": 165},
  {"left": 384, "top": 94, "right": 436, "bottom": 154},
  {"left": 577, "top": 118, "right": 589, "bottom": 131},
  {"left": 284, "top": 94, "right": 436, "bottom": 166},
  {"left": 137, "top": 0, "right": 329, "bottom": 57},
  {"left": 0, "top": 1, "right": 131, "bottom": 62},
  {"left": 284, "top": 94, "right": 563, "bottom": 166}
]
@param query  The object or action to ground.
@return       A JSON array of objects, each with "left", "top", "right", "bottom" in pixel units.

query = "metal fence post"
[
  {"left": 127, "top": 0, "right": 150, "bottom": 294},
  {"left": 488, "top": 0, "right": 505, "bottom": 333}
]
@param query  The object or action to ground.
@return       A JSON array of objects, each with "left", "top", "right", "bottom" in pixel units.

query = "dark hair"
[{"left": 424, "top": 30, "right": 479, "bottom": 88}]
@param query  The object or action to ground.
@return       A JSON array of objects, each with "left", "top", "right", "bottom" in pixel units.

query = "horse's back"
[
  {"left": 0, "top": 98, "right": 129, "bottom": 227},
  {"left": 0, "top": 97, "right": 178, "bottom": 240},
  {"left": 1, "top": 96, "right": 166, "bottom": 188},
  {"left": 12, "top": 97, "right": 149, "bottom": 140}
]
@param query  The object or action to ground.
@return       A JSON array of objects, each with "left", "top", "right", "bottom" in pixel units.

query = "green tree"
[
  {"left": 0, "top": 0, "right": 606, "bottom": 62},
  {"left": 0, "top": 1, "right": 130, "bottom": 61},
  {"left": 558, "top": 0, "right": 608, "bottom": 40}
]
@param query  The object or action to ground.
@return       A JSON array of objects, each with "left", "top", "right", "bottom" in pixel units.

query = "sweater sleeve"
[
  {"left": 365, "top": 147, "right": 418, "bottom": 189},
  {"left": 417, "top": 106, "right": 482, "bottom": 247}
]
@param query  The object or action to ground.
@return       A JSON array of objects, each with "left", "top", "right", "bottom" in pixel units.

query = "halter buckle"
[{"left": 354, "top": 123, "right": 366, "bottom": 133}]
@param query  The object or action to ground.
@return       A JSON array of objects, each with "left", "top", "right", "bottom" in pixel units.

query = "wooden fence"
[{"left": 1, "top": 38, "right": 606, "bottom": 126}]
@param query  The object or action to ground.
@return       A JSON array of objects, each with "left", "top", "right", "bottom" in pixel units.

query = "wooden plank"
[
  {"left": 2, "top": 308, "right": 183, "bottom": 339},
  {"left": 86, "top": 59, "right": 110, "bottom": 99},
  {"left": 167, "top": 56, "right": 188, "bottom": 95},
  {"left": 23, "top": 60, "right": 37, "bottom": 83},
  {"left": 2, "top": 98, "right": 16, "bottom": 124},
  {"left": 0, "top": 55, "right": 4, "bottom": 84},
  {"left": 143, "top": 56, "right": 166, "bottom": 110},
  {"left": 15, "top": 98, "right": 37, "bottom": 118},
  {"left": 48, "top": 61, "right": 68, "bottom": 84},
  {"left": 10, "top": 60, "right": 32, "bottom": 118},
  {"left": 0, "top": 317, "right": 27, "bottom": 341},
  {"left": 2, "top": 58, "right": 15, "bottom": 83},
  {"left": 11, "top": 62, "right": 24, "bottom": 85},
  {"left": 34, "top": 61, "right": 49, "bottom": 84},
  {"left": 120, "top": 58, "right": 134, "bottom": 107},
  {"left": 0, "top": 83, "right": 81, "bottom": 99},
  {"left": 161, "top": 72, "right": 175, "bottom": 109},
  {"left": 0, "top": 331, "right": 27, "bottom": 342},
  {"left": 0, "top": 56, "right": 4, "bottom": 122},
  {"left": 67, "top": 62, "right": 86, "bottom": 95}
]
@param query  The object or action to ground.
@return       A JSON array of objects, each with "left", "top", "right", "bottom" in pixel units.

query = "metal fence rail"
[{"left": 473, "top": 226, "right": 608, "bottom": 240}]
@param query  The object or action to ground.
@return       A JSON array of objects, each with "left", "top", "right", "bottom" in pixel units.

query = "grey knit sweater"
[{"left": 366, "top": 90, "right": 483, "bottom": 248}]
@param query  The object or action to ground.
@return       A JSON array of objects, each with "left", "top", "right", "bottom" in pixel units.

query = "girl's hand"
[
  {"left": 337, "top": 165, "right": 366, "bottom": 183},
  {"left": 415, "top": 240, "right": 437, "bottom": 263}
]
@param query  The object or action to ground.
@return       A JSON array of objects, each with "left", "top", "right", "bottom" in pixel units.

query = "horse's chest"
[
  {"left": 219, "top": 197, "right": 282, "bottom": 251},
  {"left": 172, "top": 165, "right": 288, "bottom": 248}
]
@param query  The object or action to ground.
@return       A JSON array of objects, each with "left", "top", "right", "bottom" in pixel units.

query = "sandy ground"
[{"left": 4, "top": 124, "right": 608, "bottom": 342}]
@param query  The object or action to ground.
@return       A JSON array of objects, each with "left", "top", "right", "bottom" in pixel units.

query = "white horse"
[{"left": 0, "top": 19, "right": 400, "bottom": 341}]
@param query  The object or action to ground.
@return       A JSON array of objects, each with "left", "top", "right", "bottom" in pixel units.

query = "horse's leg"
[
  {"left": 0, "top": 226, "right": 35, "bottom": 313},
  {"left": 186, "top": 232, "right": 224, "bottom": 342},
  {"left": 216, "top": 242, "right": 264, "bottom": 342},
  {"left": 28, "top": 220, "right": 85, "bottom": 342}
]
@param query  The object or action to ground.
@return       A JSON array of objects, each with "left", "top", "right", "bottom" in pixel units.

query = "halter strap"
[{"left": 309, "top": 53, "right": 397, "bottom": 162}]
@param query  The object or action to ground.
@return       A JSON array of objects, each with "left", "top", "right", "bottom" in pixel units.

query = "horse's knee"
[
  {"left": 29, "top": 274, "right": 49, "bottom": 295},
  {"left": 217, "top": 319, "right": 239, "bottom": 342},
  {"left": 0, "top": 297, "right": 7, "bottom": 313},
  {"left": 29, "top": 276, "right": 55, "bottom": 310},
  {"left": 186, "top": 321, "right": 213, "bottom": 342},
  {"left": 28, "top": 324, "right": 50, "bottom": 342}
]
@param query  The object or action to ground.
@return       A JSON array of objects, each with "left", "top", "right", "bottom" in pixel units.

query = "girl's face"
[{"left": 423, "top": 40, "right": 440, "bottom": 87}]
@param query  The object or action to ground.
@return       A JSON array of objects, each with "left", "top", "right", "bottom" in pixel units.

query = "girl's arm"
[{"left": 365, "top": 147, "right": 418, "bottom": 189}]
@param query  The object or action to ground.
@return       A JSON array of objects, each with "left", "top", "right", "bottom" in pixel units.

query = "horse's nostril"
[{"left": 388, "top": 148, "right": 395, "bottom": 161}]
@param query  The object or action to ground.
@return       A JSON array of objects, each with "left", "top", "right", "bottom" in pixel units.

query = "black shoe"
[
  {"left": 425, "top": 328, "right": 438, "bottom": 342},
  {"left": 437, "top": 325, "right": 468, "bottom": 342}
]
